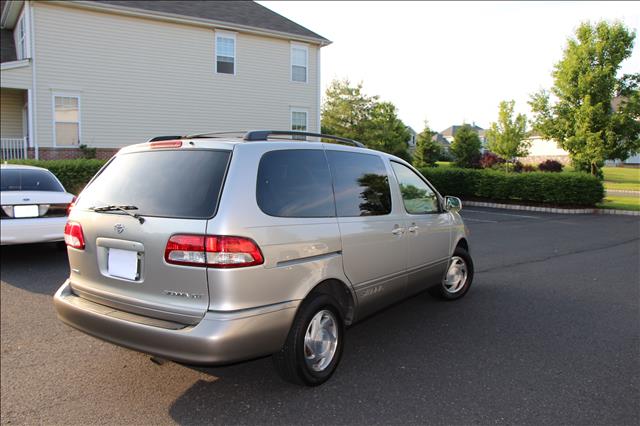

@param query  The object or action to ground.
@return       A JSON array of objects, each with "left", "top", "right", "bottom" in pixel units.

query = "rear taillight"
[
  {"left": 64, "top": 221, "right": 85, "bottom": 249},
  {"left": 149, "top": 140, "right": 182, "bottom": 149},
  {"left": 66, "top": 196, "right": 77, "bottom": 216},
  {"left": 164, "top": 235, "right": 264, "bottom": 268}
]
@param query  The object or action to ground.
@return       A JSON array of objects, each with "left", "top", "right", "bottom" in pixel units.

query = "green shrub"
[
  {"left": 7, "top": 159, "right": 107, "bottom": 194},
  {"left": 419, "top": 167, "right": 604, "bottom": 206}
]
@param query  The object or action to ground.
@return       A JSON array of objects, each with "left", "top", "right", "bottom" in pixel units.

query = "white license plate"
[
  {"left": 108, "top": 248, "right": 139, "bottom": 280},
  {"left": 13, "top": 205, "right": 39, "bottom": 218}
]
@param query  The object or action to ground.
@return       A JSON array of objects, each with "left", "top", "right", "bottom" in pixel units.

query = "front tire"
[
  {"left": 432, "top": 246, "right": 474, "bottom": 300},
  {"left": 272, "top": 294, "right": 344, "bottom": 386}
]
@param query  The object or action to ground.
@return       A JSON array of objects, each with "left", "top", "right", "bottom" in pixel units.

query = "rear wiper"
[{"left": 89, "top": 205, "right": 145, "bottom": 224}]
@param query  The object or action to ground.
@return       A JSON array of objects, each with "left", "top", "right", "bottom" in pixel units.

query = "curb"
[
  {"left": 463, "top": 200, "right": 640, "bottom": 217},
  {"left": 605, "top": 189, "right": 640, "bottom": 195}
]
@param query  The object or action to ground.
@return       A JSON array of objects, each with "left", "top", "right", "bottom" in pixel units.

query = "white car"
[{"left": 1, "top": 164, "right": 75, "bottom": 245}]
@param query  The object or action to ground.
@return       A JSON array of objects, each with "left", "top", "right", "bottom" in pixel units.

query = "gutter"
[{"left": 52, "top": 0, "right": 332, "bottom": 47}]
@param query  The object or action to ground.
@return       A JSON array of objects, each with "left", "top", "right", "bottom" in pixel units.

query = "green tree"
[
  {"left": 413, "top": 123, "right": 441, "bottom": 168},
  {"left": 529, "top": 21, "right": 640, "bottom": 176},
  {"left": 321, "top": 79, "right": 411, "bottom": 161},
  {"left": 321, "top": 79, "right": 377, "bottom": 141},
  {"left": 363, "top": 102, "right": 412, "bottom": 162},
  {"left": 450, "top": 124, "right": 482, "bottom": 168},
  {"left": 486, "top": 100, "right": 529, "bottom": 171}
]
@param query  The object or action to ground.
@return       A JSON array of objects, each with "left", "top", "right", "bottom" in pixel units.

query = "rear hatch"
[{"left": 68, "top": 147, "right": 231, "bottom": 325}]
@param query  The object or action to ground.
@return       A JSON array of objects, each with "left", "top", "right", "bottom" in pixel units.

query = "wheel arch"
[{"left": 303, "top": 279, "right": 356, "bottom": 326}]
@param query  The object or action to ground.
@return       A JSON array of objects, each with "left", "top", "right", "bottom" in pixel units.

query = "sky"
[{"left": 259, "top": 1, "right": 640, "bottom": 133}]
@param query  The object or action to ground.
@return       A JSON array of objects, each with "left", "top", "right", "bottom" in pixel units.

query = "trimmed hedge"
[
  {"left": 7, "top": 159, "right": 107, "bottom": 195},
  {"left": 419, "top": 167, "right": 604, "bottom": 207}
]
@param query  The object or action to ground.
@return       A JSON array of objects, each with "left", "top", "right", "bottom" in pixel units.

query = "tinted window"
[
  {"left": 0, "top": 169, "right": 64, "bottom": 192},
  {"left": 75, "top": 150, "right": 230, "bottom": 219},
  {"left": 391, "top": 162, "right": 439, "bottom": 214},
  {"left": 326, "top": 151, "right": 391, "bottom": 217},
  {"left": 257, "top": 150, "right": 335, "bottom": 217}
]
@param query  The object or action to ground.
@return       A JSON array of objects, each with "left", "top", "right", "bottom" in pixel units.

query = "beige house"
[{"left": 0, "top": 0, "right": 329, "bottom": 159}]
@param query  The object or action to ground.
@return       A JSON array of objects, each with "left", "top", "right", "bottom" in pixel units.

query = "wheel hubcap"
[
  {"left": 304, "top": 310, "right": 338, "bottom": 372},
  {"left": 443, "top": 256, "right": 468, "bottom": 294}
]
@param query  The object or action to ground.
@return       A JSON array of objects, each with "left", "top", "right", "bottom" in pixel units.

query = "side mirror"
[{"left": 444, "top": 196, "right": 462, "bottom": 212}]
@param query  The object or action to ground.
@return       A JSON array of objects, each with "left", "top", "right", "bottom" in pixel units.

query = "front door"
[
  {"left": 326, "top": 149, "right": 408, "bottom": 320},
  {"left": 390, "top": 161, "right": 452, "bottom": 296}
]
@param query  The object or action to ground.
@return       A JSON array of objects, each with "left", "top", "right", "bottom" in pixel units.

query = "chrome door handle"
[
  {"left": 391, "top": 226, "right": 405, "bottom": 235},
  {"left": 408, "top": 225, "right": 419, "bottom": 233}
]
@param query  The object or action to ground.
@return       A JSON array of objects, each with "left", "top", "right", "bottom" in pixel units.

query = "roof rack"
[{"left": 243, "top": 130, "right": 365, "bottom": 148}]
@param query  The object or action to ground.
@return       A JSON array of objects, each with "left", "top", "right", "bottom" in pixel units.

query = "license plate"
[
  {"left": 13, "top": 205, "right": 39, "bottom": 218},
  {"left": 108, "top": 248, "right": 139, "bottom": 280}
]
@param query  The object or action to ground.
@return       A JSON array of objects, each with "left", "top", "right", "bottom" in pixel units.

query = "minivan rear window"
[
  {"left": 75, "top": 150, "right": 230, "bottom": 219},
  {"left": 0, "top": 169, "right": 64, "bottom": 192}
]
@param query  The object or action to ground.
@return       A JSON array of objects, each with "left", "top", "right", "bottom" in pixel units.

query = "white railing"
[{"left": 1, "top": 137, "right": 28, "bottom": 160}]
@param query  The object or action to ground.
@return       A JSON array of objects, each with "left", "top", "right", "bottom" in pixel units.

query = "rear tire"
[
  {"left": 431, "top": 246, "right": 474, "bottom": 300},
  {"left": 272, "top": 294, "right": 344, "bottom": 386}
]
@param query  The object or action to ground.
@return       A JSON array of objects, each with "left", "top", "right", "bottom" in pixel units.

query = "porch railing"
[{"left": 1, "top": 137, "right": 28, "bottom": 160}]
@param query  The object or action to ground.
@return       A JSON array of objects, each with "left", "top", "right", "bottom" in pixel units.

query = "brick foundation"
[
  {"left": 27, "top": 147, "right": 118, "bottom": 160},
  {"left": 517, "top": 155, "right": 571, "bottom": 166}
]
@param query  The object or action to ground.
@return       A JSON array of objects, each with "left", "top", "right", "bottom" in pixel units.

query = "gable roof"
[
  {"left": 440, "top": 124, "right": 485, "bottom": 137},
  {"left": 88, "top": 1, "right": 329, "bottom": 43}
]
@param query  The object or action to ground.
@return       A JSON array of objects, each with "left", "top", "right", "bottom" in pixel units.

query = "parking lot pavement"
[{"left": 1, "top": 208, "right": 639, "bottom": 425}]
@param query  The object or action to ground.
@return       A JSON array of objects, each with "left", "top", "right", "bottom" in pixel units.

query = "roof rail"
[
  {"left": 148, "top": 135, "right": 183, "bottom": 142},
  {"left": 243, "top": 130, "right": 365, "bottom": 148}
]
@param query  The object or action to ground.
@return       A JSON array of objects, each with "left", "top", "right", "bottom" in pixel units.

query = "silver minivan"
[{"left": 54, "top": 131, "right": 473, "bottom": 386}]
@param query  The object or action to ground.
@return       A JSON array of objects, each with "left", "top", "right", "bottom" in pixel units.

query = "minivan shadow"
[
  {"left": 0, "top": 243, "right": 69, "bottom": 295},
  {"left": 167, "top": 286, "right": 494, "bottom": 424}
]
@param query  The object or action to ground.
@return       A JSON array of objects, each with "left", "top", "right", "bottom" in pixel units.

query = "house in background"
[
  {"left": 406, "top": 125, "right": 417, "bottom": 153},
  {"left": 0, "top": 0, "right": 329, "bottom": 160},
  {"left": 440, "top": 123, "right": 487, "bottom": 149},
  {"left": 518, "top": 135, "right": 570, "bottom": 165},
  {"left": 431, "top": 132, "right": 450, "bottom": 153}
]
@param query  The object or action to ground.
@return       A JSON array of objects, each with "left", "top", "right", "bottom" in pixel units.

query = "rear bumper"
[
  {"left": 0, "top": 217, "right": 66, "bottom": 245},
  {"left": 53, "top": 280, "right": 299, "bottom": 365}
]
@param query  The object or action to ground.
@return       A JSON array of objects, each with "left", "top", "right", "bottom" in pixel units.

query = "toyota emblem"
[{"left": 114, "top": 224, "right": 125, "bottom": 234}]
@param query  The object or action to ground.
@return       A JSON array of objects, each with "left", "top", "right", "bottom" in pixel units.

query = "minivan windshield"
[
  {"left": 75, "top": 150, "right": 230, "bottom": 219},
  {"left": 0, "top": 169, "right": 64, "bottom": 192}
]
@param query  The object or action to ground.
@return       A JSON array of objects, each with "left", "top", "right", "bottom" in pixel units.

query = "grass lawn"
[
  {"left": 602, "top": 167, "right": 640, "bottom": 192},
  {"left": 436, "top": 161, "right": 453, "bottom": 168},
  {"left": 597, "top": 194, "right": 640, "bottom": 211}
]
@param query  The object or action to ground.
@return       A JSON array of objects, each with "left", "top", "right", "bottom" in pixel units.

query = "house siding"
[
  {"left": 32, "top": 2, "right": 319, "bottom": 148},
  {"left": 0, "top": 88, "right": 26, "bottom": 138},
  {"left": 0, "top": 63, "right": 32, "bottom": 89}
]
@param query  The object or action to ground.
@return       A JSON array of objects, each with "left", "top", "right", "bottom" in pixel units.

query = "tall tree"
[
  {"left": 486, "top": 100, "right": 529, "bottom": 170},
  {"left": 529, "top": 21, "right": 640, "bottom": 176},
  {"left": 321, "top": 79, "right": 411, "bottom": 161},
  {"left": 413, "top": 122, "right": 441, "bottom": 168},
  {"left": 450, "top": 124, "right": 482, "bottom": 168}
]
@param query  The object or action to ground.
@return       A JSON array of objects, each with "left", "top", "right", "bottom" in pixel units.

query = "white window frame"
[
  {"left": 291, "top": 108, "right": 309, "bottom": 140},
  {"left": 290, "top": 43, "right": 309, "bottom": 83},
  {"left": 52, "top": 93, "right": 81, "bottom": 148},
  {"left": 214, "top": 31, "right": 237, "bottom": 75},
  {"left": 13, "top": 8, "right": 30, "bottom": 60}
]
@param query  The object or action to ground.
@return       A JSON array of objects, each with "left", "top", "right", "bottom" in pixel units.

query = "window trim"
[
  {"left": 290, "top": 42, "right": 309, "bottom": 83},
  {"left": 390, "top": 160, "right": 444, "bottom": 215},
  {"left": 52, "top": 93, "right": 81, "bottom": 148},
  {"left": 214, "top": 30, "right": 237, "bottom": 75},
  {"left": 14, "top": 8, "right": 30, "bottom": 60}
]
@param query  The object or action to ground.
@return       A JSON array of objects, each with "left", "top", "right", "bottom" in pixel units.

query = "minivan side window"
[
  {"left": 391, "top": 162, "right": 439, "bottom": 214},
  {"left": 257, "top": 150, "right": 335, "bottom": 218},
  {"left": 326, "top": 151, "right": 391, "bottom": 217}
]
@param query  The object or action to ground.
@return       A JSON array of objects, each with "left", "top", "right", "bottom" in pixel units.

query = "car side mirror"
[{"left": 444, "top": 196, "right": 462, "bottom": 212}]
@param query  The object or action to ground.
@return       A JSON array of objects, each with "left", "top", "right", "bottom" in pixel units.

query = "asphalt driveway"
[{"left": 1, "top": 208, "right": 639, "bottom": 425}]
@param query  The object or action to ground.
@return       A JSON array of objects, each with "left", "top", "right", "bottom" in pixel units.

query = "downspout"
[
  {"left": 28, "top": 0, "right": 38, "bottom": 159},
  {"left": 316, "top": 45, "right": 321, "bottom": 134}
]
